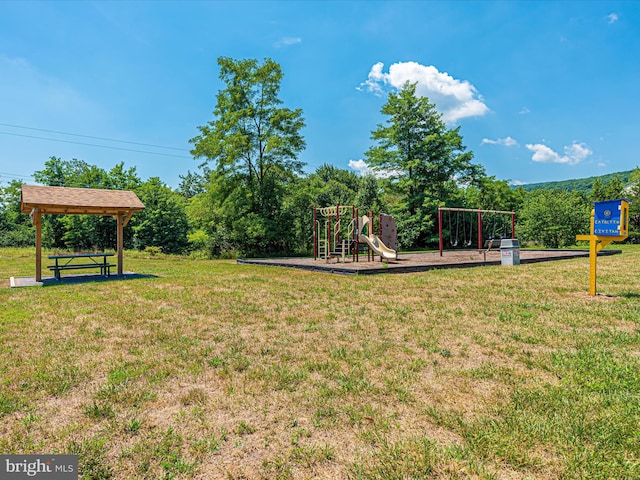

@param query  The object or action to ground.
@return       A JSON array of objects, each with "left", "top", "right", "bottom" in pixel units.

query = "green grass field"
[{"left": 1, "top": 247, "right": 640, "bottom": 479}]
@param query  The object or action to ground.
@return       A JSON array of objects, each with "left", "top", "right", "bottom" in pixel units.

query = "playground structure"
[
  {"left": 313, "top": 204, "right": 397, "bottom": 263},
  {"left": 242, "top": 202, "right": 625, "bottom": 276},
  {"left": 438, "top": 207, "right": 516, "bottom": 256}
]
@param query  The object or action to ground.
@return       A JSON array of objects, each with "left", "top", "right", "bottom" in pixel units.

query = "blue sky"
[{"left": 0, "top": 1, "right": 638, "bottom": 189}]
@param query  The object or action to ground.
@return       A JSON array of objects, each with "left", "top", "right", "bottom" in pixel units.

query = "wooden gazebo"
[{"left": 20, "top": 185, "right": 145, "bottom": 281}]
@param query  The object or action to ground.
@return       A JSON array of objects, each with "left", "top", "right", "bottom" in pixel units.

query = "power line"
[
  {"left": 0, "top": 131, "right": 192, "bottom": 159},
  {"left": 0, "top": 172, "right": 38, "bottom": 187},
  {"left": 0, "top": 171, "right": 34, "bottom": 178},
  {"left": 0, "top": 122, "right": 187, "bottom": 151},
  {"left": 0, "top": 171, "right": 34, "bottom": 177}
]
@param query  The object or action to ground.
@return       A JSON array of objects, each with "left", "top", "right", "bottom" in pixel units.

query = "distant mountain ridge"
[{"left": 519, "top": 170, "right": 635, "bottom": 195}]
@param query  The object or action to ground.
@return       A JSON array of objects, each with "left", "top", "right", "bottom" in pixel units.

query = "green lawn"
[{"left": 1, "top": 247, "right": 639, "bottom": 479}]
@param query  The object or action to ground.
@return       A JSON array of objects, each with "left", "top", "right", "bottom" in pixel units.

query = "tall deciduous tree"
[
  {"left": 189, "top": 57, "right": 305, "bottom": 255},
  {"left": 518, "top": 189, "right": 589, "bottom": 248},
  {"left": 623, "top": 168, "right": 640, "bottom": 242},
  {"left": 133, "top": 177, "right": 190, "bottom": 254},
  {"left": 462, "top": 175, "right": 526, "bottom": 212},
  {"left": 0, "top": 180, "right": 33, "bottom": 247},
  {"left": 178, "top": 170, "right": 207, "bottom": 199},
  {"left": 365, "top": 81, "right": 481, "bottom": 248}
]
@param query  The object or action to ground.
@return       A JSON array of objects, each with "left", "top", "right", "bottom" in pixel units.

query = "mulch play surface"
[{"left": 238, "top": 249, "right": 621, "bottom": 275}]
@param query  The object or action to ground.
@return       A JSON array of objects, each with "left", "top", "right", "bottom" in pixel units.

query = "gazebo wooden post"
[
  {"left": 117, "top": 213, "right": 124, "bottom": 276},
  {"left": 34, "top": 209, "right": 42, "bottom": 282}
]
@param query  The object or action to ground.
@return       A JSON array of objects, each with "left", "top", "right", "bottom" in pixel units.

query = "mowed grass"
[{"left": 1, "top": 246, "right": 640, "bottom": 479}]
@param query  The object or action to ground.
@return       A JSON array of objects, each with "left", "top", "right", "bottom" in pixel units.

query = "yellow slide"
[{"left": 359, "top": 234, "right": 397, "bottom": 260}]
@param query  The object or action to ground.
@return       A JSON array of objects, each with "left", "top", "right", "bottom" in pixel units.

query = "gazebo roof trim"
[{"left": 20, "top": 185, "right": 145, "bottom": 215}]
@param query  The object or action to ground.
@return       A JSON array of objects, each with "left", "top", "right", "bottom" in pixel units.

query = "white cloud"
[
  {"left": 607, "top": 13, "right": 619, "bottom": 24},
  {"left": 598, "top": 162, "right": 607, "bottom": 167},
  {"left": 348, "top": 159, "right": 372, "bottom": 176},
  {"left": 565, "top": 142, "right": 592, "bottom": 161},
  {"left": 359, "top": 61, "right": 489, "bottom": 124},
  {"left": 519, "top": 107, "right": 530, "bottom": 115},
  {"left": 274, "top": 36, "right": 302, "bottom": 48},
  {"left": 348, "top": 159, "right": 401, "bottom": 179},
  {"left": 481, "top": 136, "right": 518, "bottom": 147},
  {"left": 511, "top": 180, "right": 527, "bottom": 186},
  {"left": 525, "top": 142, "right": 592, "bottom": 165}
]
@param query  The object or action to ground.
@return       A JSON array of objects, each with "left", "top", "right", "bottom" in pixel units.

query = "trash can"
[{"left": 500, "top": 239, "right": 520, "bottom": 266}]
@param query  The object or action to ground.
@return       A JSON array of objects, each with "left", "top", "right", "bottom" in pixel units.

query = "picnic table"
[{"left": 47, "top": 253, "right": 115, "bottom": 280}]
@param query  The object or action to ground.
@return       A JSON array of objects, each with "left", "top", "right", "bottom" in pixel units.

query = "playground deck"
[{"left": 237, "top": 249, "right": 621, "bottom": 275}]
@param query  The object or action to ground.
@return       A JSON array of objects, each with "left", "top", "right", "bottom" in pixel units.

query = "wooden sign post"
[{"left": 576, "top": 199, "right": 629, "bottom": 296}]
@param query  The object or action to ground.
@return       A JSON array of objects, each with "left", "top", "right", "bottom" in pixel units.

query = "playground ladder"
[{"left": 318, "top": 239, "right": 328, "bottom": 262}]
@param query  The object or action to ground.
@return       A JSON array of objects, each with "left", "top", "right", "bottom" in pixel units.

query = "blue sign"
[{"left": 593, "top": 199, "right": 625, "bottom": 236}]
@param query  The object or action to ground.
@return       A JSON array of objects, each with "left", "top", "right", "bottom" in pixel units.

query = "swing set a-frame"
[{"left": 437, "top": 207, "right": 516, "bottom": 256}]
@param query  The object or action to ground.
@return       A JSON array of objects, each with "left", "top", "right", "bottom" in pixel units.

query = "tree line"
[
  {"left": 521, "top": 170, "right": 634, "bottom": 196},
  {"left": 1, "top": 57, "right": 639, "bottom": 255}
]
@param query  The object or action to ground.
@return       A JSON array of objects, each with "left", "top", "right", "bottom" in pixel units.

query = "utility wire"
[
  {"left": 0, "top": 131, "right": 192, "bottom": 159},
  {"left": 0, "top": 171, "right": 34, "bottom": 179},
  {"left": 0, "top": 172, "right": 36, "bottom": 185},
  {"left": 0, "top": 122, "right": 187, "bottom": 151}
]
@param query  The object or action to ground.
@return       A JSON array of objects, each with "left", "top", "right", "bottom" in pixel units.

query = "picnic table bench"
[{"left": 47, "top": 253, "right": 115, "bottom": 280}]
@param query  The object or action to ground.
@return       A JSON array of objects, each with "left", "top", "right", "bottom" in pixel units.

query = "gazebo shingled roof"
[{"left": 21, "top": 185, "right": 145, "bottom": 215}]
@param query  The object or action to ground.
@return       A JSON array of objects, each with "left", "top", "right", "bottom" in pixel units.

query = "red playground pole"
[{"left": 313, "top": 207, "right": 317, "bottom": 260}]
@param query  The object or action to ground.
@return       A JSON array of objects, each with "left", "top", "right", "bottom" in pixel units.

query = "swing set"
[{"left": 438, "top": 207, "right": 516, "bottom": 256}]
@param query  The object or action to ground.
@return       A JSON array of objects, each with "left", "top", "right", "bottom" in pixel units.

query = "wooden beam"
[
  {"left": 23, "top": 205, "right": 143, "bottom": 216},
  {"left": 122, "top": 210, "right": 134, "bottom": 227},
  {"left": 34, "top": 209, "right": 42, "bottom": 282},
  {"left": 117, "top": 213, "right": 124, "bottom": 276}
]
